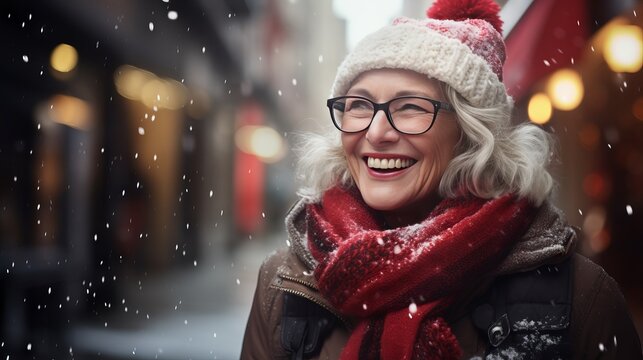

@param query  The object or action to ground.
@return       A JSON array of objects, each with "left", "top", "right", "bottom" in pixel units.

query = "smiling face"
[{"left": 342, "top": 69, "right": 460, "bottom": 225}]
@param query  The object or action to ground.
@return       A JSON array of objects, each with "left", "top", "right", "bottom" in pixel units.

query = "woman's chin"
[
  {"left": 358, "top": 185, "right": 440, "bottom": 226},
  {"left": 360, "top": 191, "right": 411, "bottom": 212}
]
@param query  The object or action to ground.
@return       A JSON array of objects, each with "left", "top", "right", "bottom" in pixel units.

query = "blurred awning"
[{"left": 503, "top": 0, "right": 591, "bottom": 102}]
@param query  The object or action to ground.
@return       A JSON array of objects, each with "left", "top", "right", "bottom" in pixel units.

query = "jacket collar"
[
  {"left": 495, "top": 200, "right": 577, "bottom": 275},
  {"left": 285, "top": 199, "right": 318, "bottom": 271}
]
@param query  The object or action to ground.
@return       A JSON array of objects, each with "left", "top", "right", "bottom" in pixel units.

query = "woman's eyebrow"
[
  {"left": 345, "top": 88, "right": 373, "bottom": 97},
  {"left": 345, "top": 88, "right": 438, "bottom": 99},
  {"left": 394, "top": 90, "right": 437, "bottom": 98}
]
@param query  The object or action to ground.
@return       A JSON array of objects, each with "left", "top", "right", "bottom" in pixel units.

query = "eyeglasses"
[{"left": 327, "top": 95, "right": 454, "bottom": 135}]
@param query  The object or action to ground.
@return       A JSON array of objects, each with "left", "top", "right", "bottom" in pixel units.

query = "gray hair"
[{"left": 295, "top": 84, "right": 554, "bottom": 206}]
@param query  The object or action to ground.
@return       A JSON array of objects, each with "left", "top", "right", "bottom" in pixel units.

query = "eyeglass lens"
[{"left": 332, "top": 97, "right": 437, "bottom": 134}]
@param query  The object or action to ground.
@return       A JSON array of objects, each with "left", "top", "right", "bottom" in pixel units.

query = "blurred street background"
[{"left": 1, "top": 0, "right": 642, "bottom": 358}]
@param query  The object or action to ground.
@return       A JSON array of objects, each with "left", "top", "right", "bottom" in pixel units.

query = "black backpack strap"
[
  {"left": 281, "top": 293, "right": 336, "bottom": 360},
  {"left": 473, "top": 257, "right": 573, "bottom": 359}
]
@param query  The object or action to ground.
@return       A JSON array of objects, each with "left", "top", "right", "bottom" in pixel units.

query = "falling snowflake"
[{"left": 409, "top": 302, "right": 418, "bottom": 314}]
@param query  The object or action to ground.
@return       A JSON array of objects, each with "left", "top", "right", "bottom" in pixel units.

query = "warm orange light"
[
  {"left": 546, "top": 69, "right": 584, "bottom": 111},
  {"left": 50, "top": 43, "right": 78, "bottom": 73},
  {"left": 527, "top": 93, "right": 552, "bottom": 124},
  {"left": 114, "top": 64, "right": 187, "bottom": 110},
  {"left": 47, "top": 95, "right": 92, "bottom": 130},
  {"left": 603, "top": 24, "right": 643, "bottom": 73},
  {"left": 141, "top": 79, "right": 168, "bottom": 108},
  {"left": 235, "top": 125, "right": 286, "bottom": 163},
  {"left": 114, "top": 65, "right": 155, "bottom": 100}
]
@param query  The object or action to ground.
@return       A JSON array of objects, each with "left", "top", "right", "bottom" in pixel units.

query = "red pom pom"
[{"left": 427, "top": 0, "right": 503, "bottom": 34}]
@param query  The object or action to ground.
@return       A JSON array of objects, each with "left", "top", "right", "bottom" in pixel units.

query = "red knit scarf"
[{"left": 306, "top": 187, "right": 537, "bottom": 360}]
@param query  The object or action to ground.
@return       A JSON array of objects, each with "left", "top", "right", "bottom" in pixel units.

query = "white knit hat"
[{"left": 330, "top": 0, "right": 510, "bottom": 108}]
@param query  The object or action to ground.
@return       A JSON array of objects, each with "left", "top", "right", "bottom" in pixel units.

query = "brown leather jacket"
[{"left": 241, "top": 201, "right": 642, "bottom": 359}]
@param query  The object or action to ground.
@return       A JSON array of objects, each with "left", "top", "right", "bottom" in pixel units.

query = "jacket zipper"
[
  {"left": 279, "top": 274, "right": 317, "bottom": 289},
  {"left": 273, "top": 276, "right": 351, "bottom": 329}
]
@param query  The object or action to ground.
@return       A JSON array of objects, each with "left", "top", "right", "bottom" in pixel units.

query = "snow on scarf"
[{"left": 306, "top": 186, "right": 537, "bottom": 359}]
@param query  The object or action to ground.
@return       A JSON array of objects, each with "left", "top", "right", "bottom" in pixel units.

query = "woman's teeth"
[{"left": 367, "top": 157, "right": 414, "bottom": 169}]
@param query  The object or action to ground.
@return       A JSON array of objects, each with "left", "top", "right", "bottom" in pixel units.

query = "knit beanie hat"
[{"left": 330, "top": 0, "right": 509, "bottom": 108}]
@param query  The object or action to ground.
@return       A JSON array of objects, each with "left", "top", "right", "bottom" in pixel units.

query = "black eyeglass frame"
[{"left": 326, "top": 95, "right": 455, "bottom": 135}]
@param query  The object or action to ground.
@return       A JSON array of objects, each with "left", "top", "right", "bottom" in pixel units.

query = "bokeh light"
[
  {"left": 527, "top": 92, "right": 552, "bottom": 124},
  {"left": 603, "top": 24, "right": 643, "bottom": 73},
  {"left": 235, "top": 125, "right": 285, "bottom": 163},
  {"left": 45, "top": 94, "right": 92, "bottom": 130},
  {"left": 50, "top": 43, "right": 78, "bottom": 73},
  {"left": 546, "top": 68, "right": 584, "bottom": 111},
  {"left": 114, "top": 65, "right": 188, "bottom": 110}
]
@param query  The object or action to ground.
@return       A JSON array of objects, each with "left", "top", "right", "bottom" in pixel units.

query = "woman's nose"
[{"left": 365, "top": 110, "right": 399, "bottom": 144}]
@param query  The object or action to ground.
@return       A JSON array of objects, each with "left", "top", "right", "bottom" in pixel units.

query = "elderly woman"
[{"left": 241, "top": 0, "right": 642, "bottom": 359}]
